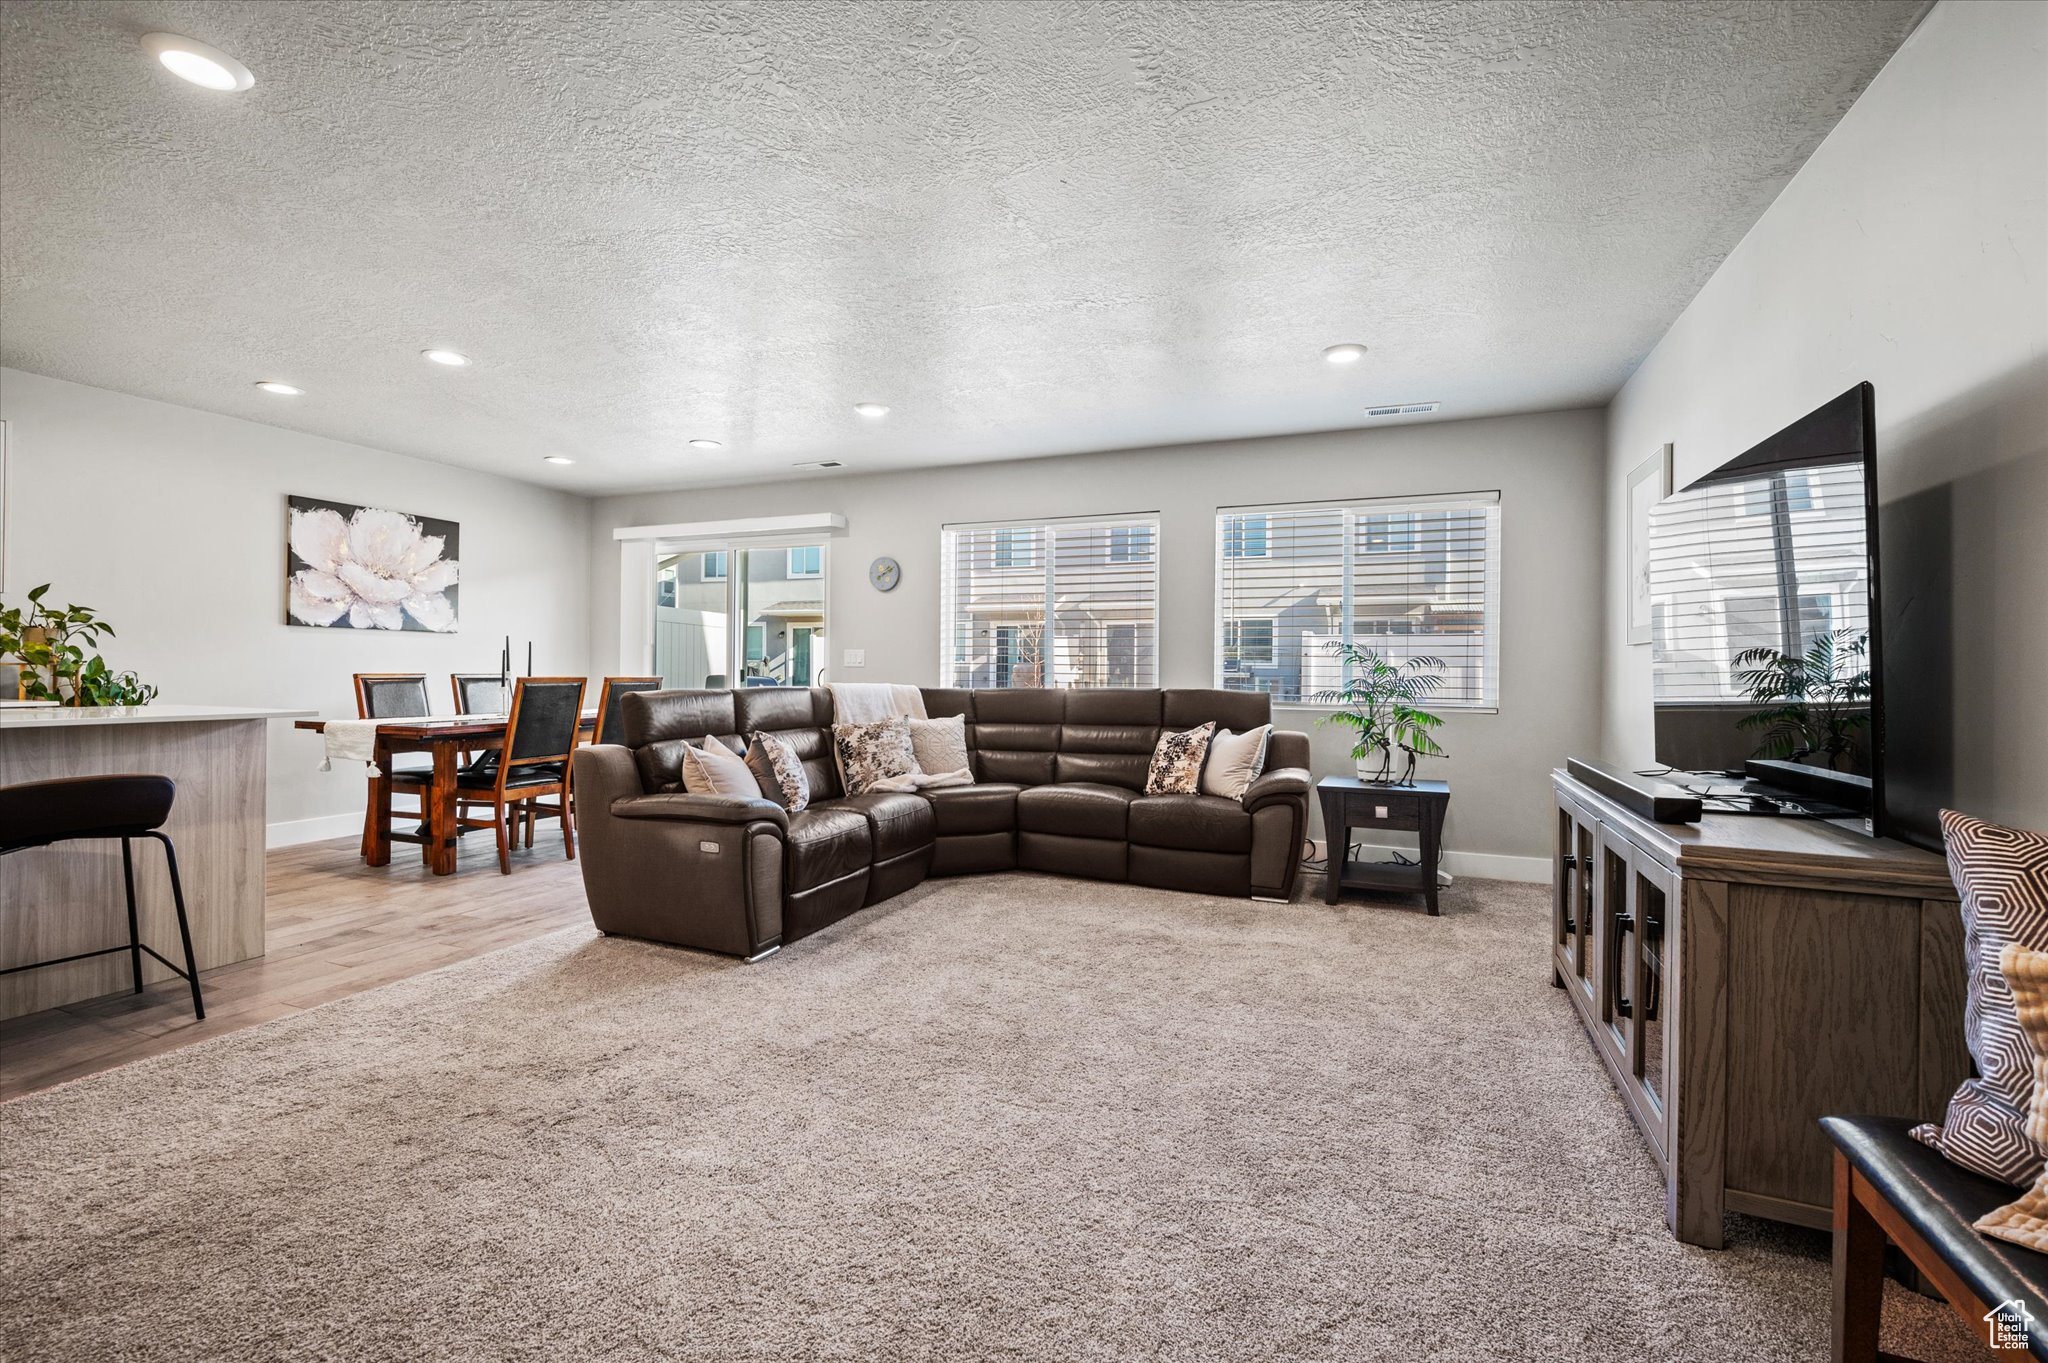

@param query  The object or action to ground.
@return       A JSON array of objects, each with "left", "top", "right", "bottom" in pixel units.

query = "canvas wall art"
[{"left": 285, "top": 495, "right": 460, "bottom": 632}]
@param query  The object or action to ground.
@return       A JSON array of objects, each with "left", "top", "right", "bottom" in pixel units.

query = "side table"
[{"left": 1316, "top": 776, "right": 1451, "bottom": 915}]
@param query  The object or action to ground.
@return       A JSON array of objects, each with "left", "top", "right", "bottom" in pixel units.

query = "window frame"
[
  {"left": 701, "top": 550, "right": 728, "bottom": 582},
  {"left": 786, "top": 545, "right": 823, "bottom": 579},
  {"left": 1213, "top": 492, "right": 1502, "bottom": 712},
  {"left": 940, "top": 513, "right": 1161, "bottom": 690}
]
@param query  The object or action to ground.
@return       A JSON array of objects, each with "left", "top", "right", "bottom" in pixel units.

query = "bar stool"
[{"left": 0, "top": 774, "right": 204, "bottom": 1019}]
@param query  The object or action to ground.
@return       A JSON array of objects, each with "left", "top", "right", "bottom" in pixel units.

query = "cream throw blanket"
[
  {"left": 318, "top": 719, "right": 381, "bottom": 776},
  {"left": 829, "top": 683, "right": 928, "bottom": 725}
]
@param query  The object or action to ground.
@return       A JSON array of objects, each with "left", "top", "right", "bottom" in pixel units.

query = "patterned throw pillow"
[
  {"left": 1913, "top": 810, "right": 2048, "bottom": 1184},
  {"left": 832, "top": 717, "right": 917, "bottom": 796},
  {"left": 908, "top": 715, "right": 973, "bottom": 785},
  {"left": 1145, "top": 722, "right": 1216, "bottom": 796},
  {"left": 679, "top": 738, "right": 759, "bottom": 798},
  {"left": 1976, "top": 945, "right": 2048, "bottom": 1248},
  {"left": 743, "top": 732, "right": 809, "bottom": 812}
]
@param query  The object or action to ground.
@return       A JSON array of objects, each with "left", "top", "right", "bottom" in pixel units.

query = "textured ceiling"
[{"left": 0, "top": 0, "right": 1927, "bottom": 494}]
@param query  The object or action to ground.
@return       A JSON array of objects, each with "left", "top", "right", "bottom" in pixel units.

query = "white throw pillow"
[
  {"left": 679, "top": 737, "right": 759, "bottom": 798},
  {"left": 1200, "top": 724, "right": 1272, "bottom": 800},
  {"left": 908, "top": 715, "right": 973, "bottom": 785}
]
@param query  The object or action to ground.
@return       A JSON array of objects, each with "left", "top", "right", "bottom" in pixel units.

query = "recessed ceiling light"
[
  {"left": 254, "top": 381, "right": 303, "bottom": 396},
  {"left": 543, "top": 456, "right": 575, "bottom": 465},
  {"left": 853, "top": 402, "right": 890, "bottom": 418},
  {"left": 1322, "top": 343, "right": 1369, "bottom": 365},
  {"left": 687, "top": 439, "right": 722, "bottom": 450},
  {"left": 142, "top": 33, "right": 254, "bottom": 92},
  {"left": 421, "top": 349, "right": 470, "bottom": 367}
]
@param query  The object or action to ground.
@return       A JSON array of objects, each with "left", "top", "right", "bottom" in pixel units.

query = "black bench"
[{"left": 1825, "top": 1115, "right": 2048, "bottom": 1359}]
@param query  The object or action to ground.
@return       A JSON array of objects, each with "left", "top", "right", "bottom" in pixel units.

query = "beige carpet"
[{"left": 1, "top": 873, "right": 1981, "bottom": 1361}]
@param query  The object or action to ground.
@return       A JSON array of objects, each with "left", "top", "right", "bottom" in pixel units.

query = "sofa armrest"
[
  {"left": 1243, "top": 767, "right": 1309, "bottom": 810},
  {"left": 610, "top": 792, "right": 790, "bottom": 832}
]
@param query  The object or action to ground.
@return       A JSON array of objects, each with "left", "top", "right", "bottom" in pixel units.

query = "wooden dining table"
[{"left": 296, "top": 712, "right": 596, "bottom": 876}]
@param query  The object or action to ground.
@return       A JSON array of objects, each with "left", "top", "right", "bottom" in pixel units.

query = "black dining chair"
[
  {"left": 455, "top": 677, "right": 585, "bottom": 874},
  {"left": 450, "top": 673, "right": 509, "bottom": 717},
  {"left": 353, "top": 672, "right": 437, "bottom": 850},
  {"left": 592, "top": 676, "right": 661, "bottom": 747},
  {"left": 0, "top": 775, "right": 204, "bottom": 1019}
]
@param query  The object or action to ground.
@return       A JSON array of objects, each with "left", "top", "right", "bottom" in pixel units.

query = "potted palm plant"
[{"left": 1312, "top": 640, "right": 1448, "bottom": 785}]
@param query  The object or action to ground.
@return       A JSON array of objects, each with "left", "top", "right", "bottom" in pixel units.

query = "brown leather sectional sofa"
[{"left": 571, "top": 686, "right": 1312, "bottom": 959}]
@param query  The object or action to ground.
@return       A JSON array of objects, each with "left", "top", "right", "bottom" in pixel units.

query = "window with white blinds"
[
  {"left": 1648, "top": 461, "right": 1870, "bottom": 702},
  {"left": 1215, "top": 492, "right": 1502, "bottom": 708},
  {"left": 940, "top": 515, "right": 1159, "bottom": 689}
]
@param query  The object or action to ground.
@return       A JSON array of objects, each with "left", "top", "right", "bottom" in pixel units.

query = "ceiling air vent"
[
  {"left": 794, "top": 460, "right": 843, "bottom": 470},
  {"left": 1365, "top": 402, "right": 1441, "bottom": 418}
]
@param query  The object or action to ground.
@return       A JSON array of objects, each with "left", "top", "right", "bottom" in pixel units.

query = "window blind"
[
  {"left": 1648, "top": 462, "right": 1869, "bottom": 702},
  {"left": 940, "top": 516, "right": 1159, "bottom": 689},
  {"left": 1215, "top": 492, "right": 1502, "bottom": 707}
]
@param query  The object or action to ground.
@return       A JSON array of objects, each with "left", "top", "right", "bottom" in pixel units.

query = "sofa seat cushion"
[
  {"left": 783, "top": 806, "right": 872, "bottom": 892},
  {"left": 1017, "top": 783, "right": 1139, "bottom": 840},
  {"left": 829, "top": 792, "right": 935, "bottom": 861},
  {"left": 1128, "top": 794, "right": 1253, "bottom": 854},
  {"left": 924, "top": 783, "right": 1020, "bottom": 837}
]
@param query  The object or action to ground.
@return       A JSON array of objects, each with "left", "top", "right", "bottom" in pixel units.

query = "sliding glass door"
[{"left": 654, "top": 543, "right": 828, "bottom": 689}]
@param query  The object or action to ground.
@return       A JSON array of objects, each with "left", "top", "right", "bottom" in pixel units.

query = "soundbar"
[{"left": 1565, "top": 757, "right": 1704, "bottom": 824}]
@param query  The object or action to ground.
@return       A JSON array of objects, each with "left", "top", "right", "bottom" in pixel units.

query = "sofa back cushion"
[
  {"left": 734, "top": 687, "right": 841, "bottom": 801},
  {"left": 908, "top": 687, "right": 1282, "bottom": 792},
  {"left": 1057, "top": 689, "right": 1163, "bottom": 789},
  {"left": 1163, "top": 688, "right": 1273, "bottom": 733},
  {"left": 963, "top": 688, "right": 1064, "bottom": 785},
  {"left": 623, "top": 689, "right": 740, "bottom": 792}
]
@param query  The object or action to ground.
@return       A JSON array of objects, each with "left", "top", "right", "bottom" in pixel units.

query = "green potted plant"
[
  {"left": 0, "top": 584, "right": 159, "bottom": 706},
  {"left": 1312, "top": 640, "right": 1448, "bottom": 785},
  {"left": 1732, "top": 628, "right": 1871, "bottom": 770}
]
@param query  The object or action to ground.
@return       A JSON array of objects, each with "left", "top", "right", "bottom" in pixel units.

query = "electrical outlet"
[{"left": 843, "top": 649, "right": 865, "bottom": 667}]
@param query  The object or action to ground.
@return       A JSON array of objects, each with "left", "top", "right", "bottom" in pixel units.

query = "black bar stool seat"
[{"left": 0, "top": 774, "right": 205, "bottom": 1019}]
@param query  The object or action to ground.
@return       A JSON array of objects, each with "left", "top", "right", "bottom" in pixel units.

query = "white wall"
[
  {"left": 0, "top": 368, "right": 593, "bottom": 844},
  {"left": 590, "top": 408, "right": 1608, "bottom": 871},
  {"left": 1602, "top": 0, "right": 2048, "bottom": 845}
]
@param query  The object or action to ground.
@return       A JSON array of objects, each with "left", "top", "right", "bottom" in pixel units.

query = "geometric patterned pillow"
[{"left": 1912, "top": 809, "right": 2048, "bottom": 1185}]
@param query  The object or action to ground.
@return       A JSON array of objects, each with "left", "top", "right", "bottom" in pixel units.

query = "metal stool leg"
[
  {"left": 149, "top": 832, "right": 205, "bottom": 1021},
  {"left": 121, "top": 837, "right": 144, "bottom": 995}
]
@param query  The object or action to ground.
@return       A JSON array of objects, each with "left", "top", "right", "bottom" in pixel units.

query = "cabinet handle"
[{"left": 1610, "top": 911, "right": 1636, "bottom": 1019}]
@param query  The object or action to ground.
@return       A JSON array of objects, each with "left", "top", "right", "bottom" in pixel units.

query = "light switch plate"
[{"left": 844, "top": 649, "right": 865, "bottom": 667}]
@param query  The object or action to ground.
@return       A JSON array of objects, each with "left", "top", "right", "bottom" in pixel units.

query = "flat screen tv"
[{"left": 1646, "top": 383, "right": 1884, "bottom": 836}]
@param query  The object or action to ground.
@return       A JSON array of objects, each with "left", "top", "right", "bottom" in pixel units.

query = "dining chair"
[
  {"left": 454, "top": 677, "right": 584, "bottom": 874},
  {"left": 592, "top": 677, "right": 661, "bottom": 747},
  {"left": 353, "top": 673, "right": 434, "bottom": 855},
  {"left": 450, "top": 673, "right": 509, "bottom": 717}
]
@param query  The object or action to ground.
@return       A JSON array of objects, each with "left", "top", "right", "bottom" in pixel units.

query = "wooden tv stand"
[{"left": 1550, "top": 769, "right": 1965, "bottom": 1247}]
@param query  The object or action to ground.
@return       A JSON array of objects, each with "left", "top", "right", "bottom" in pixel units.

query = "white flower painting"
[{"left": 286, "top": 497, "right": 460, "bottom": 632}]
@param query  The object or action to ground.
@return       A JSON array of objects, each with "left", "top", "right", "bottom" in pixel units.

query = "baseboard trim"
[
  {"left": 266, "top": 812, "right": 363, "bottom": 849},
  {"left": 1310, "top": 839, "right": 1549, "bottom": 884}
]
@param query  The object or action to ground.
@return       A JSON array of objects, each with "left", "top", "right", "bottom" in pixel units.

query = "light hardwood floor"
[{"left": 0, "top": 828, "right": 589, "bottom": 1102}]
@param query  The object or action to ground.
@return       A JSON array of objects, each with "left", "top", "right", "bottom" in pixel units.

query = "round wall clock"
[{"left": 868, "top": 557, "right": 902, "bottom": 592}]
